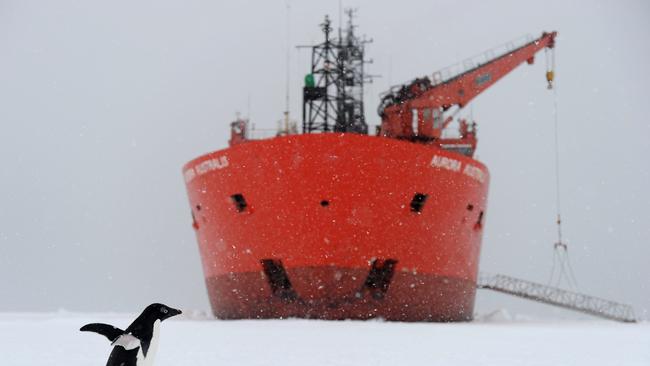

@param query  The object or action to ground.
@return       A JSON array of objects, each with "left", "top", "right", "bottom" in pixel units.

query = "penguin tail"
[{"left": 80, "top": 323, "right": 124, "bottom": 342}]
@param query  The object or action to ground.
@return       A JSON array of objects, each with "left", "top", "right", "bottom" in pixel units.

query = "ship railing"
[
  {"left": 247, "top": 127, "right": 302, "bottom": 140},
  {"left": 430, "top": 34, "right": 534, "bottom": 86},
  {"left": 248, "top": 127, "right": 279, "bottom": 140},
  {"left": 379, "top": 34, "right": 535, "bottom": 100}
]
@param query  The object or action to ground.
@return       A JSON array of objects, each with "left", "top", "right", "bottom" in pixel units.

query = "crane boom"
[{"left": 378, "top": 31, "right": 557, "bottom": 156}]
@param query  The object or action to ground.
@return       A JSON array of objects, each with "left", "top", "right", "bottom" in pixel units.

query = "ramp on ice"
[{"left": 477, "top": 273, "right": 637, "bottom": 323}]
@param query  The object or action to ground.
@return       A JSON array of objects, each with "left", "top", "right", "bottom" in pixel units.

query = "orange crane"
[{"left": 377, "top": 31, "right": 557, "bottom": 157}]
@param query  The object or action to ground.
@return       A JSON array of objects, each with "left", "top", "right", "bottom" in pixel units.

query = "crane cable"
[{"left": 545, "top": 47, "right": 579, "bottom": 290}]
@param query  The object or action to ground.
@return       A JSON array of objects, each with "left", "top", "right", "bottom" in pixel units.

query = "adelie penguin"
[{"left": 80, "top": 303, "right": 182, "bottom": 366}]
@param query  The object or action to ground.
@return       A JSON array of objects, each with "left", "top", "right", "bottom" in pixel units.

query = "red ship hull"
[{"left": 183, "top": 133, "right": 489, "bottom": 321}]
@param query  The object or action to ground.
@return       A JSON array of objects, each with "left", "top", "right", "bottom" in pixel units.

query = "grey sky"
[{"left": 1, "top": 0, "right": 648, "bottom": 318}]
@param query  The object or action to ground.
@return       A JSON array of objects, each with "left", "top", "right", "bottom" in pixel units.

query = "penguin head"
[{"left": 143, "top": 303, "right": 182, "bottom": 322}]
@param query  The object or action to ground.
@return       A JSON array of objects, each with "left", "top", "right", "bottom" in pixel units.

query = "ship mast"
[{"left": 300, "top": 11, "right": 370, "bottom": 134}]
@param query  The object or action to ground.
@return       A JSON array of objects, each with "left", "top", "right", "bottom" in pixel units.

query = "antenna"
[
  {"left": 338, "top": 0, "right": 343, "bottom": 42},
  {"left": 247, "top": 94, "right": 251, "bottom": 120},
  {"left": 387, "top": 55, "right": 392, "bottom": 86},
  {"left": 246, "top": 95, "right": 251, "bottom": 139},
  {"left": 284, "top": 0, "right": 291, "bottom": 133}
]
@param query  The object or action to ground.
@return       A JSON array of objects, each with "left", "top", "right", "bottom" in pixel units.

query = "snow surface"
[{"left": 1, "top": 311, "right": 648, "bottom": 366}]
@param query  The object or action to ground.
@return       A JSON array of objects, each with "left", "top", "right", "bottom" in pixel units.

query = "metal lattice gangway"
[{"left": 477, "top": 273, "right": 637, "bottom": 323}]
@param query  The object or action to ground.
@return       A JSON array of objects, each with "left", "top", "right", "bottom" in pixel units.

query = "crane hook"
[
  {"left": 545, "top": 47, "right": 555, "bottom": 89},
  {"left": 546, "top": 70, "right": 555, "bottom": 89}
]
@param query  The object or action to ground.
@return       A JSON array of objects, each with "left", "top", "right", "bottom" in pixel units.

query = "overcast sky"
[{"left": 1, "top": 0, "right": 648, "bottom": 318}]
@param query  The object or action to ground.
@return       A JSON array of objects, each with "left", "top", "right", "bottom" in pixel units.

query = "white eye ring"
[{"left": 161, "top": 308, "right": 168, "bottom": 314}]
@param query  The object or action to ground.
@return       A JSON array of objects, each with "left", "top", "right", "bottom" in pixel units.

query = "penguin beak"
[{"left": 165, "top": 307, "right": 182, "bottom": 320}]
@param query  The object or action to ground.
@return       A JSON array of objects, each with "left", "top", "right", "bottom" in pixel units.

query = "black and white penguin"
[{"left": 81, "top": 303, "right": 182, "bottom": 366}]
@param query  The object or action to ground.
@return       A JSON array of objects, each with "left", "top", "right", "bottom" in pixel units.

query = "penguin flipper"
[{"left": 80, "top": 323, "right": 125, "bottom": 342}]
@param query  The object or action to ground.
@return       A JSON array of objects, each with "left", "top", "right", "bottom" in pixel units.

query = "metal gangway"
[{"left": 477, "top": 273, "right": 637, "bottom": 323}]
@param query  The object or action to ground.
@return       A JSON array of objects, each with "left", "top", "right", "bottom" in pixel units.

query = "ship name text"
[
  {"left": 430, "top": 154, "right": 485, "bottom": 183},
  {"left": 184, "top": 155, "right": 229, "bottom": 183}
]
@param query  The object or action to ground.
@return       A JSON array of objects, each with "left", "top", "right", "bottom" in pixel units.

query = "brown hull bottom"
[{"left": 205, "top": 266, "right": 476, "bottom": 322}]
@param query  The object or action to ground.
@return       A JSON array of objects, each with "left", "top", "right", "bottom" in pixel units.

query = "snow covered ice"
[
  {"left": 1, "top": 312, "right": 648, "bottom": 366},
  {"left": 2, "top": 2, "right": 649, "bottom": 365}
]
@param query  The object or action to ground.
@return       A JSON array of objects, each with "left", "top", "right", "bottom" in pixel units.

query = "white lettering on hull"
[
  {"left": 184, "top": 155, "right": 229, "bottom": 183},
  {"left": 462, "top": 164, "right": 485, "bottom": 183},
  {"left": 430, "top": 154, "right": 486, "bottom": 184},
  {"left": 430, "top": 155, "right": 461, "bottom": 172}
]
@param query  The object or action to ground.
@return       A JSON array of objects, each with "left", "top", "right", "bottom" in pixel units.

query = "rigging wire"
[{"left": 546, "top": 47, "right": 579, "bottom": 290}]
